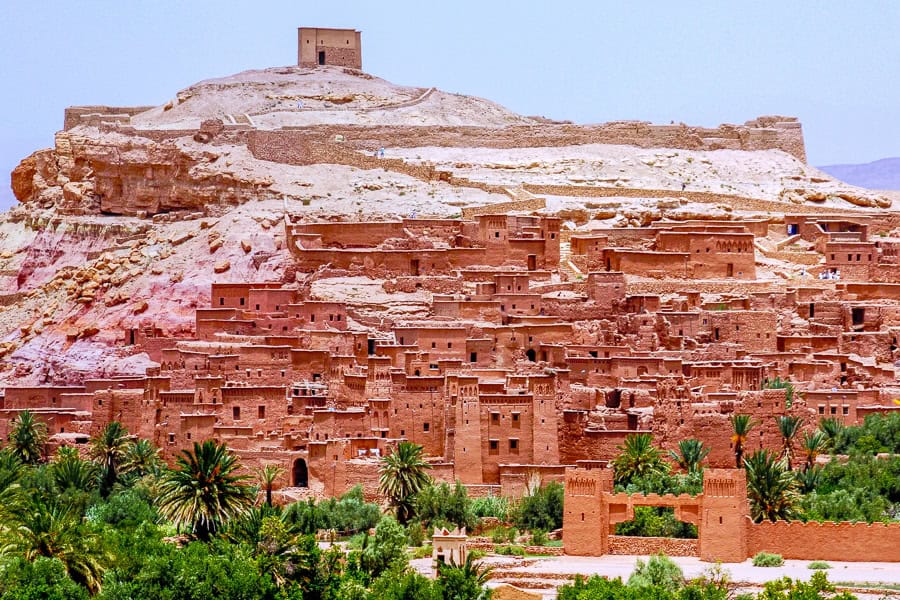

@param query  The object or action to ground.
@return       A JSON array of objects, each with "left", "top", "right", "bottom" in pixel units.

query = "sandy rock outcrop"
[{"left": 12, "top": 131, "right": 276, "bottom": 216}]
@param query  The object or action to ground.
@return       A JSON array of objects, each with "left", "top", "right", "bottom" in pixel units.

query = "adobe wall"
[
  {"left": 261, "top": 117, "right": 807, "bottom": 161},
  {"left": 747, "top": 519, "right": 900, "bottom": 561}
]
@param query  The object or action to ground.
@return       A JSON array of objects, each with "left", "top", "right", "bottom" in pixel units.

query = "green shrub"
[
  {"left": 808, "top": 561, "right": 831, "bottom": 570},
  {"left": 414, "top": 480, "right": 476, "bottom": 531},
  {"left": 513, "top": 482, "right": 564, "bottom": 532},
  {"left": 627, "top": 553, "right": 684, "bottom": 592},
  {"left": 752, "top": 552, "right": 784, "bottom": 567},
  {"left": 490, "top": 525, "right": 517, "bottom": 544},
  {"left": 406, "top": 521, "right": 426, "bottom": 547},
  {"left": 410, "top": 544, "right": 433, "bottom": 560},
  {"left": 468, "top": 549, "right": 486, "bottom": 560},
  {"left": 472, "top": 495, "right": 509, "bottom": 521},
  {"left": 495, "top": 545, "right": 526, "bottom": 557},
  {"left": 529, "top": 529, "right": 548, "bottom": 546}
]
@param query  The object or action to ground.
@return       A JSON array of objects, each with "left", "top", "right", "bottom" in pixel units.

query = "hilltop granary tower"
[{"left": 297, "top": 27, "right": 362, "bottom": 69}]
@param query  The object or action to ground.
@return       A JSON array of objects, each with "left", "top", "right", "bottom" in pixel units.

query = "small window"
[
  {"left": 830, "top": 406, "right": 837, "bottom": 415},
  {"left": 509, "top": 438, "right": 519, "bottom": 450},
  {"left": 842, "top": 406, "right": 849, "bottom": 415},
  {"left": 423, "top": 422, "right": 430, "bottom": 432},
  {"left": 233, "top": 407, "right": 241, "bottom": 420},
  {"left": 168, "top": 433, "right": 175, "bottom": 443},
  {"left": 258, "top": 406, "right": 266, "bottom": 419},
  {"left": 489, "top": 440, "right": 499, "bottom": 453},
  {"left": 491, "top": 412, "right": 500, "bottom": 423},
  {"left": 495, "top": 231, "right": 500, "bottom": 238},
  {"left": 240, "top": 298, "right": 245, "bottom": 306},
  {"left": 219, "top": 297, "right": 224, "bottom": 305}
]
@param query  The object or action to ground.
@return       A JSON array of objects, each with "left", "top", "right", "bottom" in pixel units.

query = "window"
[
  {"left": 256, "top": 304, "right": 260, "bottom": 310},
  {"left": 168, "top": 433, "right": 175, "bottom": 443},
  {"left": 830, "top": 406, "right": 837, "bottom": 415},
  {"left": 512, "top": 412, "right": 521, "bottom": 427},
  {"left": 491, "top": 412, "right": 500, "bottom": 423},
  {"left": 233, "top": 407, "right": 241, "bottom": 420},
  {"left": 258, "top": 406, "right": 266, "bottom": 419},
  {"left": 818, "top": 405, "right": 825, "bottom": 414},
  {"left": 842, "top": 406, "right": 849, "bottom": 415},
  {"left": 509, "top": 438, "right": 519, "bottom": 451},
  {"left": 489, "top": 440, "right": 499, "bottom": 454},
  {"left": 219, "top": 297, "right": 224, "bottom": 305},
  {"left": 423, "top": 422, "right": 430, "bottom": 432},
  {"left": 240, "top": 298, "right": 245, "bottom": 306},
  {"left": 495, "top": 231, "right": 500, "bottom": 238}
]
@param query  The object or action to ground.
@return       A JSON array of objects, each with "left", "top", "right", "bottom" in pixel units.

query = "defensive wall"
[
  {"left": 62, "top": 111, "right": 806, "bottom": 161},
  {"left": 563, "top": 466, "right": 900, "bottom": 562}
]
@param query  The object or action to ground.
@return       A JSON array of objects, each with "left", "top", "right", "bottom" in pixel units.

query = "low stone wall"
[
  {"left": 607, "top": 536, "right": 699, "bottom": 556},
  {"left": 461, "top": 197, "right": 547, "bottom": 218}
]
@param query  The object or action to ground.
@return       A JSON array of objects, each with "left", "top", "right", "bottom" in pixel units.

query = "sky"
[{"left": 1, "top": 0, "right": 899, "bottom": 209}]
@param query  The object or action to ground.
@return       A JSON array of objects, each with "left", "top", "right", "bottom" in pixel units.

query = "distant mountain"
[{"left": 818, "top": 157, "right": 900, "bottom": 190}]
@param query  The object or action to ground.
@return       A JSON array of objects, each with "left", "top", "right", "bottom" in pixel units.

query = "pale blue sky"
[{"left": 2, "top": 0, "right": 899, "bottom": 209}]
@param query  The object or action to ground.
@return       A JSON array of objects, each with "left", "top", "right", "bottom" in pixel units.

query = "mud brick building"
[{"left": 297, "top": 27, "right": 362, "bottom": 69}]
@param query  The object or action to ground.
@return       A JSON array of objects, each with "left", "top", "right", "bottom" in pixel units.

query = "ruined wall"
[{"left": 260, "top": 117, "right": 807, "bottom": 161}]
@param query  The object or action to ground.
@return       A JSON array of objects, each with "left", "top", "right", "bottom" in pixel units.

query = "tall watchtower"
[
  {"left": 699, "top": 468, "right": 750, "bottom": 562},
  {"left": 297, "top": 27, "right": 362, "bottom": 69}
]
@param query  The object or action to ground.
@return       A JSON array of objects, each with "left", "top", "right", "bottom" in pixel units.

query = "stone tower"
[
  {"left": 297, "top": 27, "right": 362, "bottom": 69},
  {"left": 699, "top": 468, "right": 750, "bottom": 562}
]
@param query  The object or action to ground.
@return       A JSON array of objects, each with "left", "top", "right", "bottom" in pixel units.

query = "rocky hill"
[{"left": 1, "top": 64, "right": 895, "bottom": 386}]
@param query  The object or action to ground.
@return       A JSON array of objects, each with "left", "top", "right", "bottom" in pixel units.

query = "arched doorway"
[
  {"left": 526, "top": 348, "right": 537, "bottom": 362},
  {"left": 292, "top": 458, "right": 308, "bottom": 487}
]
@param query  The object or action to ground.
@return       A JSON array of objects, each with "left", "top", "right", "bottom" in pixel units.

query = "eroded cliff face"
[{"left": 12, "top": 130, "right": 275, "bottom": 216}]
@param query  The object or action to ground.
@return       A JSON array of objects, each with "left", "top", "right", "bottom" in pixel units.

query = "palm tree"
[
  {"left": 7, "top": 410, "right": 48, "bottom": 465},
  {"left": 729, "top": 414, "right": 755, "bottom": 469},
  {"left": 668, "top": 439, "right": 710, "bottom": 474},
  {"left": 52, "top": 455, "right": 98, "bottom": 494},
  {"left": 437, "top": 553, "right": 493, "bottom": 600},
  {"left": 379, "top": 441, "right": 432, "bottom": 524},
  {"left": 121, "top": 438, "right": 163, "bottom": 478},
  {"left": 255, "top": 464, "right": 285, "bottom": 507},
  {"left": 744, "top": 449, "right": 799, "bottom": 522},
  {"left": 795, "top": 465, "right": 822, "bottom": 494},
  {"left": 799, "top": 430, "right": 826, "bottom": 471},
  {"left": 157, "top": 441, "right": 254, "bottom": 541},
  {"left": 90, "top": 421, "right": 130, "bottom": 498},
  {"left": 612, "top": 433, "right": 667, "bottom": 486},
  {"left": 9, "top": 497, "right": 106, "bottom": 593},
  {"left": 776, "top": 415, "right": 804, "bottom": 469},
  {"left": 818, "top": 417, "right": 844, "bottom": 451}
]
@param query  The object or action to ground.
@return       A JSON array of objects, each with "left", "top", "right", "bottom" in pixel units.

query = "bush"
[
  {"left": 807, "top": 561, "right": 831, "bottom": 570},
  {"left": 614, "top": 506, "right": 698, "bottom": 539},
  {"left": 414, "top": 480, "right": 476, "bottom": 531},
  {"left": 752, "top": 552, "right": 784, "bottom": 567},
  {"left": 627, "top": 553, "right": 684, "bottom": 592},
  {"left": 472, "top": 495, "right": 509, "bottom": 521},
  {"left": 495, "top": 545, "right": 526, "bottom": 557},
  {"left": 490, "top": 525, "right": 517, "bottom": 544},
  {"left": 529, "top": 529, "right": 548, "bottom": 546},
  {"left": 514, "top": 482, "right": 564, "bottom": 532},
  {"left": 411, "top": 544, "right": 433, "bottom": 560},
  {"left": 283, "top": 485, "right": 381, "bottom": 535},
  {"left": 406, "top": 521, "right": 426, "bottom": 547}
]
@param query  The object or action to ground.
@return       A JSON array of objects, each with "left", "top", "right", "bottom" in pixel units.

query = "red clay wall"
[{"left": 747, "top": 519, "right": 900, "bottom": 561}]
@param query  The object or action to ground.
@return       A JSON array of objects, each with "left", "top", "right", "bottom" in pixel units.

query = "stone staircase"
[{"left": 559, "top": 241, "right": 583, "bottom": 279}]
